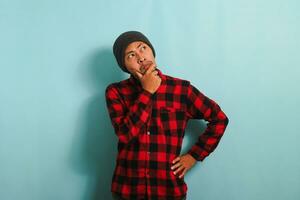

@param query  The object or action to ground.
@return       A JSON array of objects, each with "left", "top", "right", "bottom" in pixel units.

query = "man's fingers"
[
  {"left": 152, "top": 70, "right": 158, "bottom": 76},
  {"left": 179, "top": 168, "right": 188, "bottom": 178},
  {"left": 173, "top": 165, "right": 185, "bottom": 175},
  {"left": 145, "top": 64, "right": 156, "bottom": 75},
  {"left": 172, "top": 156, "right": 181, "bottom": 164},
  {"left": 171, "top": 161, "right": 182, "bottom": 170},
  {"left": 135, "top": 71, "right": 143, "bottom": 80}
]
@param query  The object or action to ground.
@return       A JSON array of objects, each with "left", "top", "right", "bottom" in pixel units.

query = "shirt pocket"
[{"left": 159, "top": 106, "right": 186, "bottom": 137}]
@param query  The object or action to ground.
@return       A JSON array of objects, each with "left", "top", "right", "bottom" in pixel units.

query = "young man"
[{"left": 105, "top": 31, "right": 229, "bottom": 200}]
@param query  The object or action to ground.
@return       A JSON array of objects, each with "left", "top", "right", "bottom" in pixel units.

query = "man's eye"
[
  {"left": 141, "top": 46, "right": 146, "bottom": 50},
  {"left": 128, "top": 53, "right": 135, "bottom": 58}
]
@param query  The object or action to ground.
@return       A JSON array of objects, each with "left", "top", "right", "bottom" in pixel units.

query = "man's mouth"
[{"left": 140, "top": 61, "right": 154, "bottom": 74}]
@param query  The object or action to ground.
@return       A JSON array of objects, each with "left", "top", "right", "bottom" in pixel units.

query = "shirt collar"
[{"left": 129, "top": 67, "right": 165, "bottom": 89}]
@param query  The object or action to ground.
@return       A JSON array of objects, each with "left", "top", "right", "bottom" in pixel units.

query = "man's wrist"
[
  {"left": 143, "top": 88, "right": 154, "bottom": 94},
  {"left": 187, "top": 153, "right": 197, "bottom": 162},
  {"left": 187, "top": 151, "right": 200, "bottom": 162}
]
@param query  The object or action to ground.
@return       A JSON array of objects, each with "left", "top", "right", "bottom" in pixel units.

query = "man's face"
[{"left": 124, "top": 41, "right": 157, "bottom": 78}]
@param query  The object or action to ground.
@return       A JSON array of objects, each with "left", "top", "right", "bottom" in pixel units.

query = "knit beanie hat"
[{"left": 113, "top": 31, "right": 156, "bottom": 73}]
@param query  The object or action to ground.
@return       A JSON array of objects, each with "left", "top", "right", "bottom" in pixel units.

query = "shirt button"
[{"left": 147, "top": 131, "right": 150, "bottom": 135}]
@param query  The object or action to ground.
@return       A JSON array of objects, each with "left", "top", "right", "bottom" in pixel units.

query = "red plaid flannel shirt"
[{"left": 105, "top": 68, "right": 229, "bottom": 200}]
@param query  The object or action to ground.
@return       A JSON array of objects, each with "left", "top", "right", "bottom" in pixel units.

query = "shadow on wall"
[
  {"left": 182, "top": 119, "right": 207, "bottom": 175},
  {"left": 183, "top": 119, "right": 207, "bottom": 153},
  {"left": 69, "top": 48, "right": 208, "bottom": 200},
  {"left": 69, "top": 47, "right": 124, "bottom": 200}
]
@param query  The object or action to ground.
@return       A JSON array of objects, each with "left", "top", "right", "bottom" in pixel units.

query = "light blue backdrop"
[{"left": 1, "top": 0, "right": 299, "bottom": 200}]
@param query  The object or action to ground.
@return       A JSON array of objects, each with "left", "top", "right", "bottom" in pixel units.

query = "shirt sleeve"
[
  {"left": 105, "top": 84, "right": 153, "bottom": 145},
  {"left": 186, "top": 82, "right": 229, "bottom": 162}
]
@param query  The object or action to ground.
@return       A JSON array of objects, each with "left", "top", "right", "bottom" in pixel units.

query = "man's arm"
[
  {"left": 105, "top": 84, "right": 153, "bottom": 145},
  {"left": 186, "top": 82, "right": 229, "bottom": 162}
]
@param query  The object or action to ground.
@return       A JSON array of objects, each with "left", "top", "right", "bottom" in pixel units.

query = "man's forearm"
[{"left": 106, "top": 85, "right": 153, "bottom": 145}]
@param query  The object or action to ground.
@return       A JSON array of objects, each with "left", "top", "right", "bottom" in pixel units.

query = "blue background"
[{"left": 1, "top": 1, "right": 299, "bottom": 199}]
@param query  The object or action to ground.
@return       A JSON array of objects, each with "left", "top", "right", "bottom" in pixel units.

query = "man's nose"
[{"left": 137, "top": 56, "right": 145, "bottom": 64}]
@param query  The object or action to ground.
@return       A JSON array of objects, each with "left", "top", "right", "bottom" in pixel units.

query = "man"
[{"left": 105, "top": 31, "right": 229, "bottom": 200}]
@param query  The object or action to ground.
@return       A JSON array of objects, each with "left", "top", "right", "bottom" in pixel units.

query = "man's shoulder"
[
  {"left": 164, "top": 73, "right": 190, "bottom": 86},
  {"left": 105, "top": 78, "right": 131, "bottom": 94}
]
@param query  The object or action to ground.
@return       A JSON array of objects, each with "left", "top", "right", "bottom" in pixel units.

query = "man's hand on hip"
[{"left": 171, "top": 153, "right": 197, "bottom": 179}]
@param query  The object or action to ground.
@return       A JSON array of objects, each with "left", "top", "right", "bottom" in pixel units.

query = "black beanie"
[{"left": 113, "top": 31, "right": 156, "bottom": 73}]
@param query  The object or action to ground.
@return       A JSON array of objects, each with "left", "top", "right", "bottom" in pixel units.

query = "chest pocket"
[{"left": 159, "top": 106, "right": 186, "bottom": 136}]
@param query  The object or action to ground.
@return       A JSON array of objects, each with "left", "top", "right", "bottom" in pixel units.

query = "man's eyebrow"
[
  {"left": 125, "top": 42, "right": 143, "bottom": 56},
  {"left": 137, "top": 42, "right": 143, "bottom": 48},
  {"left": 125, "top": 50, "right": 134, "bottom": 56}
]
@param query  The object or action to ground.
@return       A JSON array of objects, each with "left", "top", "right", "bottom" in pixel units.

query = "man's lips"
[{"left": 140, "top": 61, "right": 154, "bottom": 74}]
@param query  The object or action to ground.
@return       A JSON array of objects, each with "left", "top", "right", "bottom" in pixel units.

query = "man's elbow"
[
  {"left": 219, "top": 110, "right": 229, "bottom": 126},
  {"left": 225, "top": 115, "right": 229, "bottom": 125}
]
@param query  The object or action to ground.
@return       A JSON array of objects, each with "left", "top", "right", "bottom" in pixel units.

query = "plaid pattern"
[{"left": 105, "top": 68, "right": 229, "bottom": 200}]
